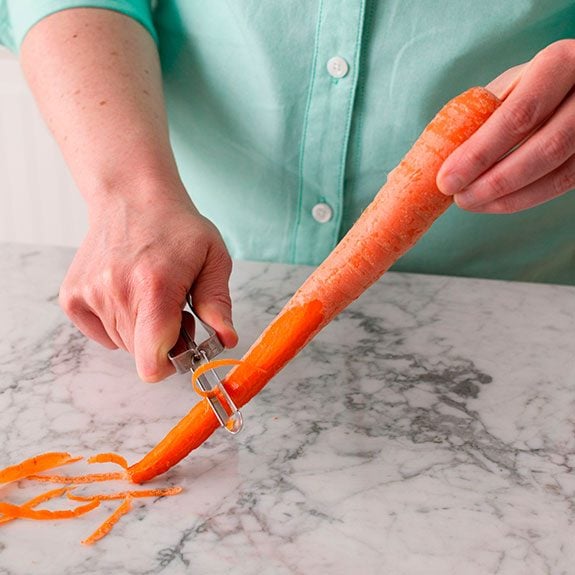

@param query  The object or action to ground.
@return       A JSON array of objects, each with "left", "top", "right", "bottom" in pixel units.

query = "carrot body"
[{"left": 128, "top": 86, "right": 501, "bottom": 483}]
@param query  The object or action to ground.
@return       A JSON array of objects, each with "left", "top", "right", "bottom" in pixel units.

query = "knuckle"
[
  {"left": 132, "top": 262, "right": 170, "bottom": 299},
  {"left": 553, "top": 163, "right": 575, "bottom": 196},
  {"left": 502, "top": 97, "right": 540, "bottom": 137},
  {"left": 541, "top": 128, "right": 575, "bottom": 165},
  {"left": 494, "top": 195, "right": 521, "bottom": 214},
  {"left": 99, "top": 265, "right": 121, "bottom": 293},
  {"left": 58, "top": 285, "right": 79, "bottom": 315},
  {"left": 209, "top": 290, "right": 233, "bottom": 309},
  {"left": 214, "top": 247, "right": 233, "bottom": 274},
  {"left": 484, "top": 170, "right": 512, "bottom": 198},
  {"left": 461, "top": 145, "right": 492, "bottom": 173},
  {"left": 483, "top": 193, "right": 523, "bottom": 215}
]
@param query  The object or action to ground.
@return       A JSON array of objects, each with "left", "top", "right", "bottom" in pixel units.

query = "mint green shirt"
[{"left": 2, "top": 1, "right": 574, "bottom": 284}]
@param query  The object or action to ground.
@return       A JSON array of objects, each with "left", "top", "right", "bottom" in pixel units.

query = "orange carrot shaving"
[
  {"left": 67, "top": 486, "right": 182, "bottom": 502},
  {"left": 127, "top": 86, "right": 501, "bottom": 484},
  {"left": 87, "top": 453, "right": 128, "bottom": 469},
  {"left": 81, "top": 497, "right": 132, "bottom": 546},
  {"left": 0, "top": 487, "right": 67, "bottom": 526},
  {"left": 0, "top": 455, "right": 182, "bottom": 544},
  {"left": 29, "top": 471, "right": 127, "bottom": 484},
  {"left": 0, "top": 498, "right": 99, "bottom": 520},
  {"left": 0, "top": 453, "right": 82, "bottom": 484},
  {"left": 190, "top": 358, "right": 243, "bottom": 398}
]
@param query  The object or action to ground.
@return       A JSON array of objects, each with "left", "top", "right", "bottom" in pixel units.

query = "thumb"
[
  {"left": 191, "top": 256, "right": 238, "bottom": 349},
  {"left": 134, "top": 297, "right": 182, "bottom": 383}
]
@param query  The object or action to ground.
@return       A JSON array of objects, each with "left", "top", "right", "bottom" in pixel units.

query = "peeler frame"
[{"left": 168, "top": 296, "right": 243, "bottom": 434}]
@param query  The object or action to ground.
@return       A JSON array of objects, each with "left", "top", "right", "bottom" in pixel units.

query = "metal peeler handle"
[
  {"left": 168, "top": 297, "right": 243, "bottom": 435},
  {"left": 169, "top": 300, "right": 224, "bottom": 373}
]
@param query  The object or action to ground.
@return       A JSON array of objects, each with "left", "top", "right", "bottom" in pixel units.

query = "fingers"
[
  {"left": 455, "top": 88, "right": 575, "bottom": 211},
  {"left": 133, "top": 295, "right": 181, "bottom": 383},
  {"left": 437, "top": 40, "right": 575, "bottom": 207},
  {"left": 459, "top": 153, "right": 575, "bottom": 214},
  {"left": 132, "top": 249, "right": 237, "bottom": 382},
  {"left": 59, "top": 290, "right": 118, "bottom": 350},
  {"left": 191, "top": 248, "right": 238, "bottom": 349}
]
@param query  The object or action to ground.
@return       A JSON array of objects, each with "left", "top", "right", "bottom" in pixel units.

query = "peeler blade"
[{"left": 168, "top": 303, "right": 243, "bottom": 435}]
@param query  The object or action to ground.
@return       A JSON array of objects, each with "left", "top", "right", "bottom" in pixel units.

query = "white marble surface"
[{"left": 0, "top": 242, "right": 574, "bottom": 575}]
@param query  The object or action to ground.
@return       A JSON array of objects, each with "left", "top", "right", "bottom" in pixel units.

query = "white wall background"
[{"left": 0, "top": 47, "right": 87, "bottom": 247}]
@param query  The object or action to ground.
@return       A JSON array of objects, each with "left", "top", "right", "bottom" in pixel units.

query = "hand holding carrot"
[{"left": 437, "top": 39, "right": 575, "bottom": 212}]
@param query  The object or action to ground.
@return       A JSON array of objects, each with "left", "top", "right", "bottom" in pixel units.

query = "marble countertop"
[{"left": 0, "top": 243, "right": 574, "bottom": 575}]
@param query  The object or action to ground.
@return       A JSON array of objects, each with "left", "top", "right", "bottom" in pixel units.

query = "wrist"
[{"left": 82, "top": 159, "right": 196, "bottom": 219}]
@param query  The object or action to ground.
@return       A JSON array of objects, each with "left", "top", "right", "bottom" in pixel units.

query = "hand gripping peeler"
[{"left": 168, "top": 295, "right": 243, "bottom": 434}]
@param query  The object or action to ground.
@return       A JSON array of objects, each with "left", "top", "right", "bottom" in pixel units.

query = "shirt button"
[
  {"left": 311, "top": 202, "right": 333, "bottom": 223},
  {"left": 326, "top": 56, "right": 349, "bottom": 79}
]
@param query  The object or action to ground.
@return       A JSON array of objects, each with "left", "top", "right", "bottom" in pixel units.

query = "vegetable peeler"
[{"left": 168, "top": 296, "right": 243, "bottom": 434}]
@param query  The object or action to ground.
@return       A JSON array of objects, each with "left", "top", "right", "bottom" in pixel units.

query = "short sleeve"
[{"left": 0, "top": 0, "right": 158, "bottom": 52}]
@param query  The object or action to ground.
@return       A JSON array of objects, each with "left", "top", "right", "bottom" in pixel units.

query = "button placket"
[{"left": 293, "top": 0, "right": 367, "bottom": 265}]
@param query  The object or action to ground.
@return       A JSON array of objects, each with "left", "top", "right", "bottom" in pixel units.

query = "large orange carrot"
[{"left": 128, "top": 86, "right": 501, "bottom": 483}]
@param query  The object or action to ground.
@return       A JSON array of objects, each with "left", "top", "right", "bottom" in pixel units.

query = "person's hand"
[
  {"left": 437, "top": 39, "right": 575, "bottom": 213},
  {"left": 59, "top": 189, "right": 238, "bottom": 382}
]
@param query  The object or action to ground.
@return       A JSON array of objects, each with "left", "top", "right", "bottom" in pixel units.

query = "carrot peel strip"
[
  {"left": 0, "top": 487, "right": 68, "bottom": 526},
  {"left": 0, "top": 453, "right": 82, "bottom": 484},
  {"left": 87, "top": 453, "right": 129, "bottom": 469},
  {"left": 28, "top": 471, "right": 127, "bottom": 484},
  {"left": 0, "top": 453, "right": 182, "bottom": 544},
  {"left": 0, "top": 498, "right": 99, "bottom": 520},
  {"left": 190, "top": 358, "right": 243, "bottom": 399},
  {"left": 67, "top": 486, "right": 183, "bottom": 502},
  {"left": 81, "top": 497, "right": 132, "bottom": 546}
]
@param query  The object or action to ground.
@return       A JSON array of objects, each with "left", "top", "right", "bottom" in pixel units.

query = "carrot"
[
  {"left": 127, "top": 86, "right": 500, "bottom": 483},
  {"left": 81, "top": 497, "right": 132, "bottom": 545},
  {"left": 0, "top": 452, "right": 81, "bottom": 484}
]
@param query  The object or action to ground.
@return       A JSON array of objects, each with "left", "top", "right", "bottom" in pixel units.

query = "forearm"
[{"left": 20, "top": 7, "right": 187, "bottom": 211}]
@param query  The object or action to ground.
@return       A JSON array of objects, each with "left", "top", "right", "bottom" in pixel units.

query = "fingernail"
[
  {"left": 439, "top": 172, "right": 464, "bottom": 195},
  {"left": 454, "top": 190, "right": 476, "bottom": 209},
  {"left": 225, "top": 318, "right": 238, "bottom": 336},
  {"left": 223, "top": 318, "right": 239, "bottom": 346}
]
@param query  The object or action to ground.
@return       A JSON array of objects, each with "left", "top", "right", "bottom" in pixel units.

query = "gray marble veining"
[{"left": 0, "top": 243, "right": 574, "bottom": 574}]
